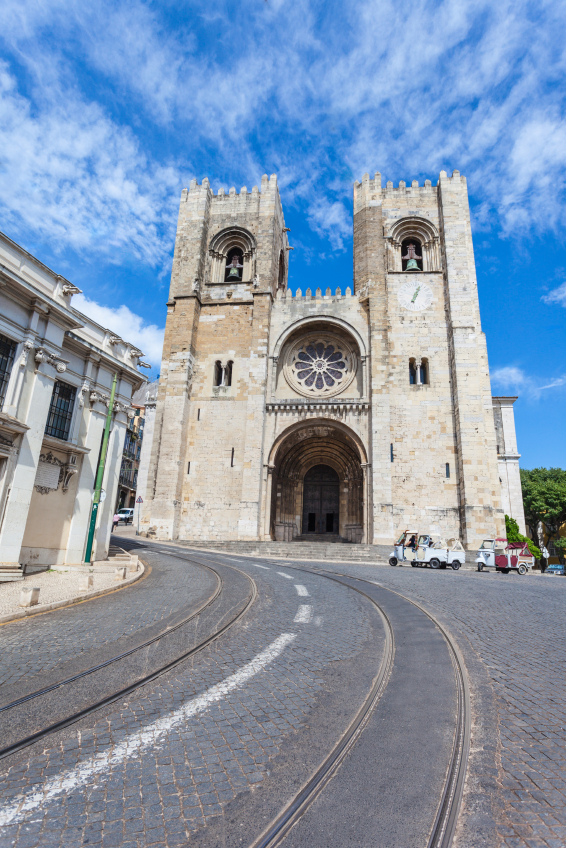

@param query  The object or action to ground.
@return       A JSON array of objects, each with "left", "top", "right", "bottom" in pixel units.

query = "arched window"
[
  {"left": 208, "top": 227, "right": 256, "bottom": 284},
  {"left": 225, "top": 361, "right": 233, "bottom": 387},
  {"left": 214, "top": 360, "right": 223, "bottom": 387},
  {"left": 384, "top": 217, "right": 441, "bottom": 272},
  {"left": 419, "top": 358, "right": 428, "bottom": 385},
  {"left": 409, "top": 359, "right": 417, "bottom": 385},
  {"left": 401, "top": 239, "right": 423, "bottom": 272}
]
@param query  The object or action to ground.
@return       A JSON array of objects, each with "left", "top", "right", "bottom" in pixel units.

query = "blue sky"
[{"left": 0, "top": 0, "right": 564, "bottom": 469}]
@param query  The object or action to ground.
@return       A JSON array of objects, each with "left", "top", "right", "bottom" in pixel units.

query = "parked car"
[
  {"left": 116, "top": 508, "right": 134, "bottom": 525},
  {"left": 545, "top": 562, "right": 565, "bottom": 575},
  {"left": 476, "top": 539, "right": 534, "bottom": 574},
  {"left": 389, "top": 530, "right": 465, "bottom": 570}
]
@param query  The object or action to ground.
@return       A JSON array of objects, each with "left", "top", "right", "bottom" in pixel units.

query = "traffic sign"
[{"left": 136, "top": 496, "right": 143, "bottom": 503}]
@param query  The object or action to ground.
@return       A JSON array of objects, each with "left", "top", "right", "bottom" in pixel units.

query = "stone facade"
[
  {"left": 0, "top": 231, "right": 144, "bottom": 578},
  {"left": 143, "top": 169, "right": 523, "bottom": 549},
  {"left": 492, "top": 396, "right": 526, "bottom": 533}
]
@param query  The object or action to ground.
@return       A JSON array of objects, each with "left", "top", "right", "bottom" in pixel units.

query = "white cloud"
[
  {"left": 73, "top": 293, "right": 164, "bottom": 369},
  {"left": 307, "top": 198, "right": 351, "bottom": 251},
  {"left": 0, "top": 60, "right": 180, "bottom": 265},
  {"left": 491, "top": 365, "right": 566, "bottom": 399},
  {"left": 542, "top": 281, "right": 566, "bottom": 306},
  {"left": 1, "top": 0, "right": 566, "bottom": 259}
]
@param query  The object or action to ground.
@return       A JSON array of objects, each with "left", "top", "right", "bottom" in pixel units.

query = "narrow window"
[
  {"left": 446, "top": 463, "right": 450, "bottom": 478},
  {"left": 225, "top": 247, "right": 243, "bottom": 282},
  {"left": 496, "top": 444, "right": 500, "bottom": 454},
  {"left": 231, "top": 447, "right": 234, "bottom": 467},
  {"left": 0, "top": 334, "right": 16, "bottom": 407},
  {"left": 390, "top": 444, "right": 394, "bottom": 462},
  {"left": 197, "top": 408, "right": 200, "bottom": 420},
  {"left": 420, "top": 359, "right": 428, "bottom": 385},
  {"left": 409, "top": 359, "right": 417, "bottom": 385},
  {"left": 187, "top": 462, "right": 191, "bottom": 474},
  {"left": 225, "top": 361, "right": 233, "bottom": 387},
  {"left": 214, "top": 360, "right": 223, "bottom": 387},
  {"left": 401, "top": 238, "right": 423, "bottom": 272},
  {"left": 45, "top": 380, "right": 76, "bottom": 440}
]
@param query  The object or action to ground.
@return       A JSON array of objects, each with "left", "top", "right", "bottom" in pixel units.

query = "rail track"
[
  {"left": 0, "top": 542, "right": 471, "bottom": 848},
  {"left": 243, "top": 559, "right": 471, "bottom": 848},
  {"left": 0, "top": 551, "right": 256, "bottom": 760}
]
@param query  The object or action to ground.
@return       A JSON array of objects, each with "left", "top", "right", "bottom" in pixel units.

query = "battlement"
[
  {"left": 275, "top": 286, "right": 355, "bottom": 302},
  {"left": 181, "top": 173, "right": 279, "bottom": 201},
  {"left": 353, "top": 169, "right": 466, "bottom": 211}
]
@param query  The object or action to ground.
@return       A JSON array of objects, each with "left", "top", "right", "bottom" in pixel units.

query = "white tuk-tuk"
[
  {"left": 389, "top": 531, "right": 465, "bottom": 570},
  {"left": 476, "top": 539, "right": 534, "bottom": 575}
]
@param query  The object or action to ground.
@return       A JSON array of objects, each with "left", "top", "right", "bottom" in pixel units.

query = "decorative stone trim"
[
  {"left": 34, "top": 451, "right": 80, "bottom": 494},
  {"left": 34, "top": 347, "right": 68, "bottom": 373},
  {"left": 267, "top": 400, "right": 369, "bottom": 412},
  {"left": 61, "top": 283, "right": 82, "bottom": 296}
]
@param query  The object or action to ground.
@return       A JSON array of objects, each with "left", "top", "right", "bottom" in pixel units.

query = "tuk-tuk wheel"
[
  {"left": 389, "top": 557, "right": 398, "bottom": 567},
  {"left": 518, "top": 564, "right": 527, "bottom": 575},
  {"left": 452, "top": 560, "right": 461, "bottom": 571},
  {"left": 430, "top": 558, "right": 441, "bottom": 569},
  {"left": 477, "top": 563, "right": 483, "bottom": 572},
  {"left": 501, "top": 568, "right": 510, "bottom": 574}
]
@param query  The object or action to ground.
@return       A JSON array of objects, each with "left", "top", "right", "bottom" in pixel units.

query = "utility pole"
[{"left": 84, "top": 372, "right": 118, "bottom": 565}]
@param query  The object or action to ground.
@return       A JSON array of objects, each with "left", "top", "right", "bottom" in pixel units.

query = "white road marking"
[
  {"left": 0, "top": 633, "right": 296, "bottom": 828},
  {"left": 314, "top": 616, "right": 323, "bottom": 626},
  {"left": 248, "top": 563, "right": 269, "bottom": 570},
  {"left": 294, "top": 605, "right": 313, "bottom": 623},
  {"left": 277, "top": 572, "right": 293, "bottom": 579},
  {"left": 294, "top": 585, "right": 309, "bottom": 596}
]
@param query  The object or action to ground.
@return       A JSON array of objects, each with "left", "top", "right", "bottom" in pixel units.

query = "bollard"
[
  {"left": 114, "top": 567, "right": 127, "bottom": 581},
  {"left": 79, "top": 574, "right": 94, "bottom": 592},
  {"left": 19, "top": 587, "right": 40, "bottom": 608}
]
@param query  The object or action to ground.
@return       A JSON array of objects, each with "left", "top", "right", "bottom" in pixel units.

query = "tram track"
[
  {"left": 0, "top": 542, "right": 471, "bottom": 848},
  {"left": 0, "top": 551, "right": 257, "bottom": 762},
  {"left": 244, "top": 559, "right": 471, "bottom": 848}
]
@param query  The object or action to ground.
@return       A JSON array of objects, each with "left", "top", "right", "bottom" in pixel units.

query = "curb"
[{"left": 0, "top": 562, "right": 147, "bottom": 626}]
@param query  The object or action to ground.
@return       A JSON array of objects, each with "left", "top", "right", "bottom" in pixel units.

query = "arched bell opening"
[{"left": 268, "top": 421, "right": 366, "bottom": 543}]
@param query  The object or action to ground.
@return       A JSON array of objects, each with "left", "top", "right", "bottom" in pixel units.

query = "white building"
[{"left": 0, "top": 231, "right": 146, "bottom": 580}]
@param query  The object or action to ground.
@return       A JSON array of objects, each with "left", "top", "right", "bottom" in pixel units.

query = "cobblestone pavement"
[
  {"left": 0, "top": 555, "right": 217, "bottom": 697},
  {"left": 303, "top": 561, "right": 566, "bottom": 848},
  {"left": 0, "top": 553, "right": 380, "bottom": 848}
]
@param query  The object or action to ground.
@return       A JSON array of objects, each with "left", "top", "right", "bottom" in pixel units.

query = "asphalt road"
[{"left": 0, "top": 541, "right": 563, "bottom": 848}]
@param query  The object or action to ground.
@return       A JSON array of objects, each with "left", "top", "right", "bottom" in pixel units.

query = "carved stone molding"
[
  {"left": 34, "top": 347, "right": 68, "bottom": 373},
  {"left": 61, "top": 283, "right": 83, "bottom": 296},
  {"left": 78, "top": 379, "right": 90, "bottom": 409},
  {"left": 34, "top": 451, "right": 79, "bottom": 494},
  {"left": 20, "top": 339, "right": 34, "bottom": 368}
]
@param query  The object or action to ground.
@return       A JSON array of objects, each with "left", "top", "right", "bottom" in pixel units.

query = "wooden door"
[{"left": 302, "top": 465, "right": 340, "bottom": 534}]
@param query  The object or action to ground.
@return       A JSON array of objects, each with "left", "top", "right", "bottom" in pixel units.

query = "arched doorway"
[
  {"left": 303, "top": 465, "right": 340, "bottom": 534},
  {"left": 267, "top": 420, "right": 367, "bottom": 543}
]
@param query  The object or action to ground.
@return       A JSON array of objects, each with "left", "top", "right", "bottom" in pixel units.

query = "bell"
[
  {"left": 405, "top": 258, "right": 420, "bottom": 271},
  {"left": 227, "top": 266, "right": 240, "bottom": 279}
]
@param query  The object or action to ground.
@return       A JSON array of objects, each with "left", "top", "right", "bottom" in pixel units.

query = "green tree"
[
  {"left": 520, "top": 467, "right": 566, "bottom": 562},
  {"left": 504, "top": 514, "right": 541, "bottom": 559}
]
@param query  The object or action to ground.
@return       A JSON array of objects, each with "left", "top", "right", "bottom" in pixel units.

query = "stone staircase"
[
  {"left": 173, "top": 539, "right": 389, "bottom": 563},
  {"left": 0, "top": 563, "right": 24, "bottom": 583}
]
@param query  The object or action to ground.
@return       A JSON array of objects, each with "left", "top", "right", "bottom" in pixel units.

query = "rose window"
[
  {"left": 294, "top": 343, "right": 346, "bottom": 390},
  {"left": 284, "top": 334, "right": 357, "bottom": 398}
]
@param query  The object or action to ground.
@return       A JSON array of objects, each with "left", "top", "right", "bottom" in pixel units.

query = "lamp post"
[{"left": 84, "top": 373, "right": 118, "bottom": 565}]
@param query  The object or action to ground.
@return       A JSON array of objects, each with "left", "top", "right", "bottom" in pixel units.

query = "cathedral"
[{"left": 141, "top": 169, "right": 526, "bottom": 549}]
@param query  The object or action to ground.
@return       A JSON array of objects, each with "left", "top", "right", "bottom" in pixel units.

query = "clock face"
[{"left": 397, "top": 281, "right": 433, "bottom": 312}]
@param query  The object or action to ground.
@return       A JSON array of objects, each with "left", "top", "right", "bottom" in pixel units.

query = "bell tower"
[
  {"left": 143, "top": 174, "right": 289, "bottom": 541},
  {"left": 354, "top": 169, "right": 504, "bottom": 548}
]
